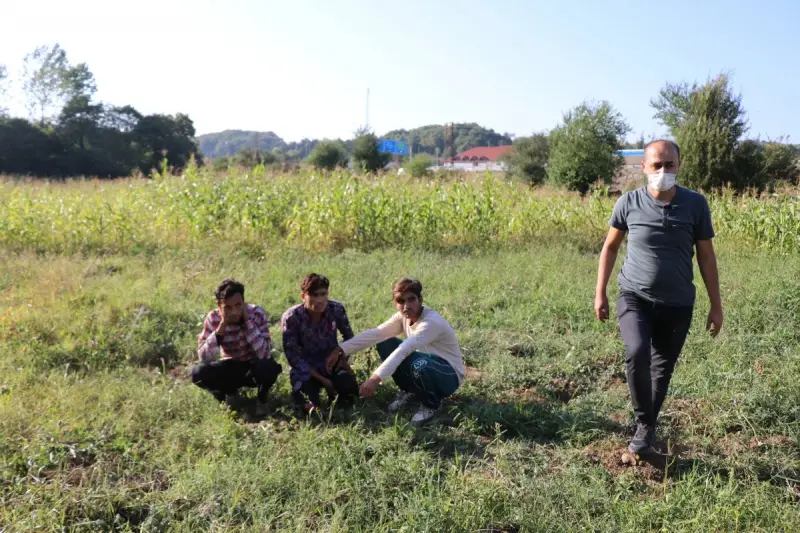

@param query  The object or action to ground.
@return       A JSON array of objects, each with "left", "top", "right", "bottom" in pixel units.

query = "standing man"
[
  {"left": 281, "top": 273, "right": 358, "bottom": 414},
  {"left": 594, "top": 140, "right": 723, "bottom": 454},
  {"left": 328, "top": 278, "right": 465, "bottom": 425},
  {"left": 192, "top": 279, "right": 282, "bottom": 415}
]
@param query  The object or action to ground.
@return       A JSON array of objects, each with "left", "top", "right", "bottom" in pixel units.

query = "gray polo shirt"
[{"left": 610, "top": 185, "right": 715, "bottom": 307}]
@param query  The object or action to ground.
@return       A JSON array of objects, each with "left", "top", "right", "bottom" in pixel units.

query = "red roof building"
[{"left": 446, "top": 145, "right": 513, "bottom": 162}]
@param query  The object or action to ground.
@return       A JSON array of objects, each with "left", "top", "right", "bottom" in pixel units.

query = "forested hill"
[
  {"left": 381, "top": 123, "right": 513, "bottom": 156},
  {"left": 196, "top": 123, "right": 513, "bottom": 159}
]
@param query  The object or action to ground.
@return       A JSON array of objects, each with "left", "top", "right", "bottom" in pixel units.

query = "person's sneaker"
[
  {"left": 388, "top": 391, "right": 415, "bottom": 413},
  {"left": 411, "top": 406, "right": 438, "bottom": 425},
  {"left": 628, "top": 423, "right": 656, "bottom": 454},
  {"left": 224, "top": 393, "right": 243, "bottom": 410}
]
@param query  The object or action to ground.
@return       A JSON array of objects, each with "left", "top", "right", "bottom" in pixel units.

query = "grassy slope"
[{"left": 1, "top": 242, "right": 798, "bottom": 531}]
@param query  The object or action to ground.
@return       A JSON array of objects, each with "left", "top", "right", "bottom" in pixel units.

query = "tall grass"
[{"left": 3, "top": 165, "right": 799, "bottom": 255}]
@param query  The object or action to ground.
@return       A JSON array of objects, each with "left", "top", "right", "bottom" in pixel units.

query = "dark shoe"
[
  {"left": 254, "top": 400, "right": 270, "bottom": 417},
  {"left": 225, "top": 392, "right": 243, "bottom": 411},
  {"left": 628, "top": 423, "right": 655, "bottom": 454}
]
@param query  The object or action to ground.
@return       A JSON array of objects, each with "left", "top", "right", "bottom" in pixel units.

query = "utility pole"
[{"left": 365, "top": 88, "right": 370, "bottom": 131}]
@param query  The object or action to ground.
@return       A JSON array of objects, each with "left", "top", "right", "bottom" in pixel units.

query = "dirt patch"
[
  {"left": 480, "top": 524, "right": 520, "bottom": 533},
  {"left": 659, "top": 397, "right": 711, "bottom": 430},
  {"left": 508, "top": 344, "right": 536, "bottom": 358},
  {"left": 509, "top": 386, "right": 548, "bottom": 404},
  {"left": 749, "top": 435, "right": 793, "bottom": 450},
  {"left": 545, "top": 378, "right": 577, "bottom": 403},
  {"left": 714, "top": 434, "right": 749, "bottom": 458},
  {"left": 464, "top": 366, "right": 483, "bottom": 381},
  {"left": 608, "top": 411, "right": 631, "bottom": 430},
  {"left": 583, "top": 438, "right": 686, "bottom": 482},
  {"left": 64, "top": 465, "right": 95, "bottom": 487},
  {"left": 167, "top": 364, "right": 189, "bottom": 382}
]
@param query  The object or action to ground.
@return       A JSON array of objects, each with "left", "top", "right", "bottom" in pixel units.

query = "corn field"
[{"left": 0, "top": 165, "right": 799, "bottom": 254}]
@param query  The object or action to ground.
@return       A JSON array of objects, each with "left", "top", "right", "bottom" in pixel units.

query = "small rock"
[{"left": 620, "top": 452, "right": 638, "bottom": 466}]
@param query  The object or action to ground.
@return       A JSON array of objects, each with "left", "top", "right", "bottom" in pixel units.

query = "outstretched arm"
[
  {"left": 696, "top": 239, "right": 723, "bottom": 337},
  {"left": 594, "top": 227, "right": 626, "bottom": 321}
]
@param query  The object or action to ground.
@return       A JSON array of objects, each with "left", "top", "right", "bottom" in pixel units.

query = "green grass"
[{"left": 1, "top": 171, "right": 799, "bottom": 531}]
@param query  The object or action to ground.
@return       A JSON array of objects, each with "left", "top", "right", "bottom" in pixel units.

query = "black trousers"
[
  {"left": 191, "top": 358, "right": 282, "bottom": 402},
  {"left": 292, "top": 369, "right": 359, "bottom": 408},
  {"left": 617, "top": 292, "right": 693, "bottom": 426}
]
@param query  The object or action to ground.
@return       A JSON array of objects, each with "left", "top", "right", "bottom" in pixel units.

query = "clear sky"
[{"left": 2, "top": 0, "right": 799, "bottom": 142}]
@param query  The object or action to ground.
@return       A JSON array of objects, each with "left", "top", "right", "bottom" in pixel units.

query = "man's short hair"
[
  {"left": 392, "top": 278, "right": 423, "bottom": 299},
  {"left": 215, "top": 279, "right": 245, "bottom": 301},
  {"left": 301, "top": 273, "right": 330, "bottom": 294},
  {"left": 644, "top": 139, "right": 681, "bottom": 161}
]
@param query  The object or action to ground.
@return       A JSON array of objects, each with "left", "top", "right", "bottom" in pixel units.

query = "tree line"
[
  {"left": 0, "top": 44, "right": 199, "bottom": 177},
  {"left": 504, "top": 72, "right": 799, "bottom": 193},
  {"left": 2, "top": 47, "right": 797, "bottom": 193}
]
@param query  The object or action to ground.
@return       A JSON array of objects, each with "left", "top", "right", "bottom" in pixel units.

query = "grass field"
[{"left": 1, "top": 169, "right": 799, "bottom": 531}]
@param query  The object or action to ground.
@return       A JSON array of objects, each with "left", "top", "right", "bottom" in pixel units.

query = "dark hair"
[
  {"left": 392, "top": 278, "right": 422, "bottom": 299},
  {"left": 644, "top": 139, "right": 681, "bottom": 161},
  {"left": 215, "top": 279, "right": 245, "bottom": 301},
  {"left": 301, "top": 273, "right": 330, "bottom": 294}
]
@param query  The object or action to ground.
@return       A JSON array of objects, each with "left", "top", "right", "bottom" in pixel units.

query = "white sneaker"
[
  {"left": 411, "top": 406, "right": 438, "bottom": 425},
  {"left": 388, "top": 391, "right": 415, "bottom": 413}
]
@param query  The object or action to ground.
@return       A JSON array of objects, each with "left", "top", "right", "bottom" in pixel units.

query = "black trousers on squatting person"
[
  {"left": 191, "top": 357, "right": 282, "bottom": 402},
  {"left": 617, "top": 291, "right": 694, "bottom": 427},
  {"left": 292, "top": 369, "right": 359, "bottom": 409}
]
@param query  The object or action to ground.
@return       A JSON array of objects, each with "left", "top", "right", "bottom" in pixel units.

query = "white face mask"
[{"left": 647, "top": 169, "right": 677, "bottom": 192}]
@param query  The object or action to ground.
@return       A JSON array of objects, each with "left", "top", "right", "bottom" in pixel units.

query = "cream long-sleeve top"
[{"left": 339, "top": 306, "right": 465, "bottom": 383}]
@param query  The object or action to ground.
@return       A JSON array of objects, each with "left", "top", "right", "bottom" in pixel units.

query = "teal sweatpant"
[{"left": 376, "top": 337, "right": 460, "bottom": 409}]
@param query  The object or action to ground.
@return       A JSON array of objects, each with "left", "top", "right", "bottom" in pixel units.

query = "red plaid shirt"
[{"left": 197, "top": 304, "right": 273, "bottom": 362}]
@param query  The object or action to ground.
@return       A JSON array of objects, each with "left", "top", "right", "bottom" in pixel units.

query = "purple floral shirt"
[{"left": 280, "top": 301, "right": 354, "bottom": 390}]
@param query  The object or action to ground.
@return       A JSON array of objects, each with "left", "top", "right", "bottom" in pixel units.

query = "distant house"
[
  {"left": 616, "top": 149, "right": 645, "bottom": 168},
  {"left": 444, "top": 146, "right": 513, "bottom": 172}
]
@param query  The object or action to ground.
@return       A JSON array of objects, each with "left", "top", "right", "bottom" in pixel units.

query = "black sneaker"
[{"left": 628, "top": 423, "right": 655, "bottom": 454}]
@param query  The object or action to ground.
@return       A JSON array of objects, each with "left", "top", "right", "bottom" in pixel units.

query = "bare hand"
[
  {"left": 359, "top": 375, "right": 381, "bottom": 398},
  {"left": 326, "top": 347, "right": 343, "bottom": 374},
  {"left": 594, "top": 292, "right": 609, "bottom": 322},
  {"left": 706, "top": 307, "right": 723, "bottom": 338},
  {"left": 241, "top": 304, "right": 249, "bottom": 324}
]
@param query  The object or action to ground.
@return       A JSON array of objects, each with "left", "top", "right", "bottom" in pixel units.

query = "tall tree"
[
  {"left": 352, "top": 128, "right": 390, "bottom": 173},
  {"left": 505, "top": 133, "right": 550, "bottom": 185},
  {"left": 22, "top": 44, "right": 70, "bottom": 125},
  {"left": 307, "top": 140, "right": 348, "bottom": 170},
  {"left": 651, "top": 72, "right": 749, "bottom": 190},
  {"left": 547, "top": 101, "right": 630, "bottom": 193},
  {"left": 132, "top": 113, "right": 199, "bottom": 173},
  {"left": 0, "top": 64, "right": 9, "bottom": 116}
]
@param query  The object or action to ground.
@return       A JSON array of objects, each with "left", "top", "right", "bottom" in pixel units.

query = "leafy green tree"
[
  {"left": 732, "top": 139, "right": 799, "bottom": 189},
  {"left": 0, "top": 117, "right": 66, "bottom": 175},
  {"left": 22, "top": 44, "right": 70, "bottom": 125},
  {"left": 235, "top": 146, "right": 278, "bottom": 167},
  {"left": 547, "top": 101, "right": 630, "bottom": 193},
  {"left": 505, "top": 133, "right": 549, "bottom": 185},
  {"left": 405, "top": 154, "right": 434, "bottom": 178},
  {"left": 132, "top": 113, "right": 199, "bottom": 173},
  {"left": 0, "top": 65, "right": 9, "bottom": 117},
  {"left": 307, "top": 140, "right": 348, "bottom": 170},
  {"left": 352, "top": 129, "right": 389, "bottom": 172},
  {"left": 760, "top": 141, "right": 799, "bottom": 184},
  {"left": 651, "top": 72, "right": 749, "bottom": 190}
]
